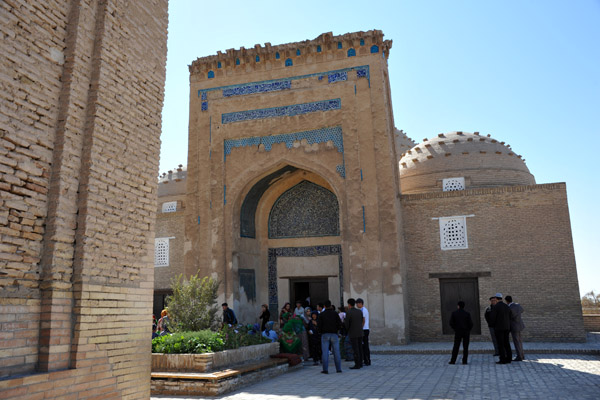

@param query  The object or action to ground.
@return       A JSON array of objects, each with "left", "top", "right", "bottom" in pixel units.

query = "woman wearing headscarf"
[
  {"left": 259, "top": 304, "right": 271, "bottom": 331},
  {"left": 279, "top": 302, "right": 292, "bottom": 328}
]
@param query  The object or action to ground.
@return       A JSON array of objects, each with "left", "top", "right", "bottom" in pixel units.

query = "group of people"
[{"left": 449, "top": 292, "right": 525, "bottom": 365}]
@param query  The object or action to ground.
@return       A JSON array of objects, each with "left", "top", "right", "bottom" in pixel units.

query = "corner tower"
[{"left": 186, "top": 31, "right": 409, "bottom": 343}]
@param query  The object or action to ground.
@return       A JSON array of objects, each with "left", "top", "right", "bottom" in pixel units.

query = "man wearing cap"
[
  {"left": 356, "top": 298, "right": 371, "bottom": 366},
  {"left": 484, "top": 296, "right": 500, "bottom": 356},
  {"left": 489, "top": 293, "right": 512, "bottom": 364},
  {"left": 506, "top": 295, "right": 525, "bottom": 361}
]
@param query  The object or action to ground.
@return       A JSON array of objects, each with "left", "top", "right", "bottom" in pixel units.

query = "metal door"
[{"left": 439, "top": 278, "right": 481, "bottom": 334}]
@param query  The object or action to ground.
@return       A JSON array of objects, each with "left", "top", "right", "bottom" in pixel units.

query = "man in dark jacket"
[
  {"left": 344, "top": 298, "right": 364, "bottom": 369},
  {"left": 449, "top": 301, "right": 474, "bottom": 365},
  {"left": 317, "top": 300, "right": 342, "bottom": 374},
  {"left": 489, "top": 293, "right": 512, "bottom": 364},
  {"left": 484, "top": 296, "right": 500, "bottom": 356},
  {"left": 222, "top": 303, "right": 237, "bottom": 326}
]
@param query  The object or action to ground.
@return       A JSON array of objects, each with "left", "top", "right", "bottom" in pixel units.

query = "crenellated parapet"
[{"left": 189, "top": 30, "right": 392, "bottom": 81}]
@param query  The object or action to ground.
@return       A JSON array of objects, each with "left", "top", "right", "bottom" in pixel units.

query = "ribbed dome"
[{"left": 399, "top": 131, "right": 535, "bottom": 194}]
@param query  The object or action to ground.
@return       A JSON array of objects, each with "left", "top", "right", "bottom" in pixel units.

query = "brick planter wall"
[
  {"left": 583, "top": 315, "right": 600, "bottom": 332},
  {"left": 151, "top": 342, "right": 280, "bottom": 372}
]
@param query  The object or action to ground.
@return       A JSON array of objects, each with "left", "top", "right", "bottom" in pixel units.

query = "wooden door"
[{"left": 439, "top": 278, "right": 481, "bottom": 334}]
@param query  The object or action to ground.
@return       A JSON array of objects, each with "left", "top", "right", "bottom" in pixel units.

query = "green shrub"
[
  {"left": 152, "top": 330, "right": 225, "bottom": 354},
  {"left": 166, "top": 274, "right": 220, "bottom": 332},
  {"left": 221, "top": 325, "right": 271, "bottom": 350}
]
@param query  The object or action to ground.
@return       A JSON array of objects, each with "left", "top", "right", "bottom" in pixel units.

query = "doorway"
[
  {"left": 290, "top": 278, "right": 329, "bottom": 309},
  {"left": 439, "top": 278, "right": 481, "bottom": 334}
]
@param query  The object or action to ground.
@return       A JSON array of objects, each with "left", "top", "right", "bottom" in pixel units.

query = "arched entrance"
[{"left": 235, "top": 166, "right": 343, "bottom": 320}]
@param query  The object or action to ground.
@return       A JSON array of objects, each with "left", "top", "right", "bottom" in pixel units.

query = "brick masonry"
[
  {"left": 1, "top": 0, "right": 168, "bottom": 398},
  {"left": 401, "top": 183, "right": 585, "bottom": 342}
]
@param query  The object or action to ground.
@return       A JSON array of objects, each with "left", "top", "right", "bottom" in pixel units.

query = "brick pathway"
[{"left": 153, "top": 352, "right": 600, "bottom": 400}]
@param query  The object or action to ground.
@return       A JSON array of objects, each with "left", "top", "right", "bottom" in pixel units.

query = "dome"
[{"left": 399, "top": 131, "right": 535, "bottom": 194}]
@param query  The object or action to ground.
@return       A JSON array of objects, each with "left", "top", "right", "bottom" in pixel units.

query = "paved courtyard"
[{"left": 153, "top": 352, "right": 600, "bottom": 400}]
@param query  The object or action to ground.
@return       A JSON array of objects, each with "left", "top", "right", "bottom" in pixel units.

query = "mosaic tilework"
[
  {"left": 224, "top": 126, "right": 344, "bottom": 158},
  {"left": 201, "top": 102, "right": 208, "bottom": 111},
  {"left": 268, "top": 245, "right": 343, "bottom": 313},
  {"left": 268, "top": 180, "right": 340, "bottom": 239},
  {"left": 328, "top": 72, "right": 347, "bottom": 83},
  {"left": 347, "top": 48, "right": 356, "bottom": 57},
  {"left": 201, "top": 92, "right": 207, "bottom": 100},
  {"left": 197, "top": 65, "right": 370, "bottom": 98},
  {"left": 222, "top": 80, "right": 291, "bottom": 97},
  {"left": 336, "top": 165, "right": 346, "bottom": 178},
  {"left": 222, "top": 99, "right": 341, "bottom": 124}
]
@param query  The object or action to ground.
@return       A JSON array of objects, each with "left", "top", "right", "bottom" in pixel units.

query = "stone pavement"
[{"left": 153, "top": 334, "right": 600, "bottom": 400}]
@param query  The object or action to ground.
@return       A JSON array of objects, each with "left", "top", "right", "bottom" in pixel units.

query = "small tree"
[{"left": 166, "top": 274, "right": 220, "bottom": 331}]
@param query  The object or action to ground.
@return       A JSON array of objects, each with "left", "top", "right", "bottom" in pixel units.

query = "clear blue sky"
[{"left": 159, "top": 0, "right": 600, "bottom": 297}]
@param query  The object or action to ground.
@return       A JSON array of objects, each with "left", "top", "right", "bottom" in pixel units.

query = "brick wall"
[
  {"left": 1, "top": 0, "right": 168, "bottom": 398},
  {"left": 401, "top": 183, "right": 585, "bottom": 342},
  {"left": 583, "top": 315, "right": 600, "bottom": 332}
]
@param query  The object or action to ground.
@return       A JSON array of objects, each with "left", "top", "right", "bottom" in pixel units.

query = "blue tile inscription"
[{"left": 222, "top": 99, "right": 341, "bottom": 124}]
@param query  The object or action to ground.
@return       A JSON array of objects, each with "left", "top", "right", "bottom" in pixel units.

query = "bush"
[
  {"left": 166, "top": 274, "right": 220, "bottom": 332},
  {"left": 152, "top": 330, "right": 225, "bottom": 354},
  {"left": 151, "top": 327, "right": 271, "bottom": 354}
]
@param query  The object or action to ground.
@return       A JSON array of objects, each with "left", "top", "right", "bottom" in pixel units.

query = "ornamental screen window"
[
  {"left": 162, "top": 201, "right": 177, "bottom": 213},
  {"left": 439, "top": 216, "right": 468, "bottom": 250},
  {"left": 442, "top": 177, "right": 465, "bottom": 191},
  {"left": 155, "top": 238, "right": 170, "bottom": 267}
]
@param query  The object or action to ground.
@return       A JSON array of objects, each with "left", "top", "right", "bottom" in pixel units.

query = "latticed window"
[
  {"left": 442, "top": 177, "right": 465, "bottom": 191},
  {"left": 439, "top": 216, "right": 468, "bottom": 250},
  {"left": 155, "top": 238, "right": 170, "bottom": 266},
  {"left": 162, "top": 201, "right": 177, "bottom": 213}
]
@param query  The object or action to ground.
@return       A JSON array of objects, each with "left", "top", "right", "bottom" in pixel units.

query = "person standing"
[
  {"left": 259, "top": 304, "right": 270, "bottom": 332},
  {"left": 484, "top": 296, "right": 500, "bottom": 356},
  {"left": 293, "top": 300, "right": 307, "bottom": 323},
  {"left": 344, "top": 298, "right": 364, "bottom": 370},
  {"left": 506, "top": 295, "right": 525, "bottom": 361},
  {"left": 356, "top": 298, "right": 371, "bottom": 366},
  {"left": 448, "top": 301, "right": 474, "bottom": 365},
  {"left": 489, "top": 293, "right": 512, "bottom": 364},
  {"left": 317, "top": 300, "right": 342, "bottom": 374}
]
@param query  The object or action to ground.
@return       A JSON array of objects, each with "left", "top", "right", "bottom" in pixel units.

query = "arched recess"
[{"left": 232, "top": 163, "right": 344, "bottom": 321}]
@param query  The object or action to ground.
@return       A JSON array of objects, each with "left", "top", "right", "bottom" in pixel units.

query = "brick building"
[
  {"left": 1, "top": 0, "right": 168, "bottom": 398},
  {"left": 154, "top": 31, "right": 584, "bottom": 344}
]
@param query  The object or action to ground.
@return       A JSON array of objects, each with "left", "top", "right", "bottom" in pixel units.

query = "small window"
[
  {"left": 442, "top": 177, "right": 465, "bottom": 191},
  {"left": 296, "top": 49, "right": 301, "bottom": 56},
  {"left": 370, "top": 45, "right": 379, "bottom": 53},
  {"left": 337, "top": 41, "right": 342, "bottom": 49},
  {"left": 360, "top": 39, "right": 365, "bottom": 46},
  {"left": 285, "top": 58, "right": 293, "bottom": 67},
  {"left": 162, "top": 201, "right": 177, "bottom": 213},
  {"left": 439, "top": 216, "right": 468, "bottom": 250},
  {"left": 256, "top": 55, "right": 260, "bottom": 62},
  {"left": 217, "top": 61, "right": 222, "bottom": 68},
  {"left": 207, "top": 70, "right": 214, "bottom": 79},
  {"left": 155, "top": 238, "right": 170, "bottom": 267},
  {"left": 275, "top": 52, "right": 280, "bottom": 59},
  {"left": 235, "top": 58, "right": 240, "bottom": 65},
  {"left": 347, "top": 48, "right": 356, "bottom": 57},
  {"left": 316, "top": 45, "right": 322, "bottom": 53}
]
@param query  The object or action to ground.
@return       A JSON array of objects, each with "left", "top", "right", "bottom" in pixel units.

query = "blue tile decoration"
[
  {"left": 236, "top": 58, "right": 240, "bottom": 65},
  {"left": 268, "top": 245, "right": 343, "bottom": 314},
  {"left": 269, "top": 180, "right": 340, "bottom": 239},
  {"left": 347, "top": 48, "right": 356, "bottom": 57},
  {"left": 224, "top": 126, "right": 344, "bottom": 158},
  {"left": 296, "top": 49, "right": 301, "bottom": 56},
  {"left": 285, "top": 58, "right": 293, "bottom": 67},
  {"left": 328, "top": 72, "right": 347, "bottom": 83},
  {"left": 337, "top": 41, "right": 342, "bottom": 49},
  {"left": 201, "top": 101, "right": 208, "bottom": 111},
  {"left": 222, "top": 99, "right": 341, "bottom": 124},
  {"left": 336, "top": 165, "right": 346, "bottom": 178},
  {"left": 201, "top": 91, "right": 207, "bottom": 100},
  {"left": 197, "top": 65, "right": 370, "bottom": 98},
  {"left": 208, "top": 70, "right": 214, "bottom": 79},
  {"left": 223, "top": 80, "right": 291, "bottom": 97},
  {"left": 371, "top": 45, "right": 379, "bottom": 53},
  {"left": 360, "top": 39, "right": 365, "bottom": 46},
  {"left": 217, "top": 61, "right": 222, "bottom": 68},
  {"left": 241, "top": 166, "right": 298, "bottom": 238},
  {"left": 275, "top": 52, "right": 280, "bottom": 59},
  {"left": 362, "top": 205, "right": 366, "bottom": 232},
  {"left": 317, "top": 45, "right": 322, "bottom": 53},
  {"left": 256, "top": 55, "right": 260, "bottom": 62}
]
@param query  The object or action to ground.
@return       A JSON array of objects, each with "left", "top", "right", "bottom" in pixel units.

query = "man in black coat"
[
  {"left": 489, "top": 293, "right": 512, "bottom": 364},
  {"left": 449, "top": 301, "right": 474, "bottom": 365},
  {"left": 344, "top": 298, "right": 364, "bottom": 369}
]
